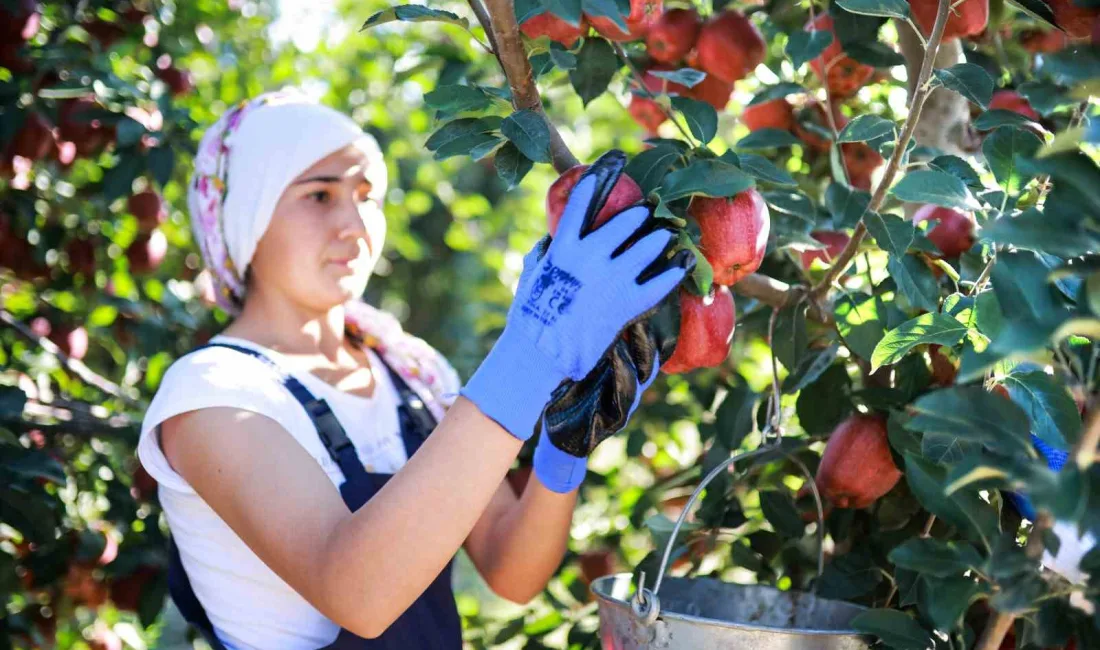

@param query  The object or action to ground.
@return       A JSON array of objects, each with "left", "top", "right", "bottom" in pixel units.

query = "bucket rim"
[{"left": 590, "top": 573, "right": 871, "bottom": 639}]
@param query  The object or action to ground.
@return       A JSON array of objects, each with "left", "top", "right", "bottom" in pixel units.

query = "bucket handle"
[{"left": 630, "top": 442, "right": 827, "bottom": 624}]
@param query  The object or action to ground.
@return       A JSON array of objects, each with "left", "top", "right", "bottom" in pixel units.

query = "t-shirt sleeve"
[{"left": 137, "top": 346, "right": 303, "bottom": 495}]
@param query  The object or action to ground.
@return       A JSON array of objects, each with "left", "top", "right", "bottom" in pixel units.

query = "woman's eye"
[{"left": 309, "top": 190, "right": 330, "bottom": 204}]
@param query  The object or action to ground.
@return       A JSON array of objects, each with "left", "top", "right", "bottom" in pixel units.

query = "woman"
[{"left": 137, "top": 87, "right": 692, "bottom": 649}]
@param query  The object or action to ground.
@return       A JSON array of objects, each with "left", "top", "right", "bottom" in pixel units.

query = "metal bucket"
[
  {"left": 592, "top": 573, "right": 871, "bottom": 649},
  {"left": 592, "top": 445, "right": 872, "bottom": 650}
]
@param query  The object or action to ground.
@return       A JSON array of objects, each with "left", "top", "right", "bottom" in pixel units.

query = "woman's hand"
[
  {"left": 533, "top": 302, "right": 681, "bottom": 493},
  {"left": 460, "top": 150, "right": 695, "bottom": 442}
]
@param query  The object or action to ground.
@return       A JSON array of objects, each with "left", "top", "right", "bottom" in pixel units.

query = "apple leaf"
[
  {"left": 931, "top": 63, "right": 994, "bottom": 109},
  {"left": 501, "top": 110, "right": 551, "bottom": 163},
  {"left": 361, "top": 5, "right": 468, "bottom": 30},
  {"left": 870, "top": 312, "right": 969, "bottom": 372},
  {"left": 850, "top": 609, "right": 934, "bottom": 650},
  {"left": 493, "top": 142, "right": 533, "bottom": 189},
  {"left": 890, "top": 169, "right": 977, "bottom": 210},
  {"left": 835, "top": 0, "right": 910, "bottom": 19}
]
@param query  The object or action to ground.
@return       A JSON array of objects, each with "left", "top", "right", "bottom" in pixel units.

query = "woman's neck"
[{"left": 223, "top": 292, "right": 349, "bottom": 362}]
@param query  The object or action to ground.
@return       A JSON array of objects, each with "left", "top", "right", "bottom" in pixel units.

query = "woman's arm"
[
  {"left": 160, "top": 395, "right": 521, "bottom": 639},
  {"left": 463, "top": 474, "right": 578, "bottom": 603}
]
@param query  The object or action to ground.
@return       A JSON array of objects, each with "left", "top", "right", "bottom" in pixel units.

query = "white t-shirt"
[{"left": 137, "top": 335, "right": 408, "bottom": 650}]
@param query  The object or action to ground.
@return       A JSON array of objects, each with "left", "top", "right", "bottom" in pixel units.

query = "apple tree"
[{"left": 360, "top": 0, "right": 1100, "bottom": 648}]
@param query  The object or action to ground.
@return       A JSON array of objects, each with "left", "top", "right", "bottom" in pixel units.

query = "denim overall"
[{"left": 166, "top": 342, "right": 463, "bottom": 649}]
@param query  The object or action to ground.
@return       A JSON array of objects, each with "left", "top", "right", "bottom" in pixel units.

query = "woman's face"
[{"left": 248, "top": 143, "right": 387, "bottom": 311}]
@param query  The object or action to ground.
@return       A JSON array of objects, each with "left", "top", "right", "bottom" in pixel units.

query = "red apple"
[
  {"left": 685, "top": 73, "right": 733, "bottom": 110},
  {"left": 815, "top": 414, "right": 900, "bottom": 509},
  {"left": 742, "top": 98, "right": 795, "bottom": 132},
  {"left": 912, "top": 205, "right": 975, "bottom": 257},
  {"left": 694, "top": 10, "right": 765, "bottom": 84},
  {"left": 128, "top": 189, "right": 165, "bottom": 231},
  {"left": 1020, "top": 28, "right": 1069, "bottom": 53},
  {"left": 661, "top": 285, "right": 736, "bottom": 374},
  {"left": 520, "top": 12, "right": 588, "bottom": 47},
  {"left": 1048, "top": 0, "right": 1100, "bottom": 40},
  {"left": 645, "top": 8, "right": 702, "bottom": 64},
  {"left": 154, "top": 65, "right": 193, "bottom": 97},
  {"left": 49, "top": 324, "right": 89, "bottom": 360},
  {"left": 799, "top": 230, "right": 850, "bottom": 269},
  {"left": 910, "top": 0, "right": 988, "bottom": 40},
  {"left": 0, "top": 42, "right": 34, "bottom": 74},
  {"left": 842, "top": 141, "right": 883, "bottom": 190},
  {"left": 59, "top": 97, "right": 114, "bottom": 156},
  {"left": 546, "top": 164, "right": 644, "bottom": 236},
  {"left": 65, "top": 238, "right": 97, "bottom": 276},
  {"left": 628, "top": 94, "right": 668, "bottom": 134},
  {"left": 126, "top": 229, "right": 168, "bottom": 273},
  {"left": 807, "top": 14, "right": 875, "bottom": 99},
  {"left": 988, "top": 90, "right": 1040, "bottom": 122},
  {"left": 688, "top": 189, "right": 770, "bottom": 286},
  {"left": 588, "top": 0, "right": 662, "bottom": 42}
]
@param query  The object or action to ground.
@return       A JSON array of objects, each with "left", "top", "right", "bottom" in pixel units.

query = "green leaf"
[
  {"left": 659, "top": 159, "right": 754, "bottom": 201},
  {"left": 816, "top": 547, "right": 883, "bottom": 599},
  {"left": 906, "top": 386, "right": 1034, "bottom": 456},
  {"left": 991, "top": 250, "right": 1071, "bottom": 335},
  {"left": 889, "top": 254, "right": 940, "bottom": 313},
  {"left": 568, "top": 38, "right": 620, "bottom": 106},
  {"left": 493, "top": 142, "right": 533, "bottom": 189},
  {"left": 835, "top": 293, "right": 888, "bottom": 361},
  {"left": 582, "top": 0, "right": 629, "bottom": 30},
  {"left": 625, "top": 145, "right": 681, "bottom": 197},
  {"left": 425, "top": 117, "right": 502, "bottom": 160},
  {"left": 103, "top": 152, "right": 146, "bottom": 202},
  {"left": 919, "top": 576, "right": 989, "bottom": 631},
  {"left": 973, "top": 109, "right": 1042, "bottom": 131},
  {"left": 423, "top": 84, "right": 493, "bottom": 115},
  {"left": 1041, "top": 46, "right": 1100, "bottom": 85},
  {"left": 714, "top": 382, "right": 757, "bottom": 449},
  {"left": 762, "top": 189, "right": 816, "bottom": 223},
  {"left": 1003, "top": 370, "right": 1079, "bottom": 450},
  {"left": 500, "top": 110, "right": 551, "bottom": 163},
  {"left": 748, "top": 82, "right": 807, "bottom": 105},
  {"left": 904, "top": 454, "right": 999, "bottom": 548},
  {"left": 929, "top": 155, "right": 985, "bottom": 191},
  {"left": 0, "top": 447, "right": 66, "bottom": 485},
  {"left": 148, "top": 146, "right": 174, "bottom": 187},
  {"left": 0, "top": 387, "right": 27, "bottom": 417},
  {"left": 922, "top": 432, "right": 979, "bottom": 464},
  {"left": 851, "top": 609, "right": 935, "bottom": 650},
  {"left": 0, "top": 487, "right": 58, "bottom": 543},
  {"left": 845, "top": 40, "right": 907, "bottom": 67},
  {"left": 115, "top": 116, "right": 145, "bottom": 148},
  {"left": 649, "top": 67, "right": 706, "bottom": 88},
  {"left": 760, "top": 491, "right": 806, "bottom": 538},
  {"left": 736, "top": 128, "right": 803, "bottom": 150},
  {"left": 825, "top": 183, "right": 872, "bottom": 229},
  {"left": 1017, "top": 151, "right": 1100, "bottom": 219},
  {"left": 871, "top": 313, "right": 969, "bottom": 372},
  {"left": 864, "top": 211, "right": 915, "bottom": 258},
  {"left": 737, "top": 153, "right": 798, "bottom": 187},
  {"left": 983, "top": 126, "right": 1043, "bottom": 195},
  {"left": 773, "top": 302, "right": 810, "bottom": 370},
  {"left": 361, "top": 5, "right": 468, "bottom": 30},
  {"left": 835, "top": 0, "right": 910, "bottom": 18},
  {"left": 548, "top": 43, "right": 578, "bottom": 70},
  {"left": 796, "top": 363, "right": 853, "bottom": 436},
  {"left": 677, "top": 230, "right": 713, "bottom": 295},
  {"left": 931, "top": 63, "right": 994, "bottom": 108},
  {"left": 889, "top": 538, "right": 985, "bottom": 577},
  {"left": 786, "top": 29, "right": 833, "bottom": 69},
  {"left": 783, "top": 344, "right": 840, "bottom": 393},
  {"left": 890, "top": 169, "right": 977, "bottom": 210},
  {"left": 837, "top": 114, "right": 896, "bottom": 144},
  {"left": 671, "top": 97, "right": 718, "bottom": 144}
]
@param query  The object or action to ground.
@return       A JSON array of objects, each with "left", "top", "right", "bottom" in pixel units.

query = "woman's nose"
[{"left": 335, "top": 198, "right": 369, "bottom": 239}]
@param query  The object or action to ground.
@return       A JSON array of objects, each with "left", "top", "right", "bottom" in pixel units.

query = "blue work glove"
[
  {"left": 460, "top": 151, "right": 694, "bottom": 442},
  {"left": 534, "top": 290, "right": 685, "bottom": 493},
  {"left": 1007, "top": 434, "right": 1069, "bottom": 521}
]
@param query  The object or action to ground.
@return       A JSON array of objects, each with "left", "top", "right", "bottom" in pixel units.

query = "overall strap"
[
  {"left": 193, "top": 342, "right": 368, "bottom": 483},
  {"left": 370, "top": 354, "right": 439, "bottom": 455}
]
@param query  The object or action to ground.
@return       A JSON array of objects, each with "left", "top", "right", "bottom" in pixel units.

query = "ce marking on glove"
[{"left": 524, "top": 263, "right": 581, "bottom": 326}]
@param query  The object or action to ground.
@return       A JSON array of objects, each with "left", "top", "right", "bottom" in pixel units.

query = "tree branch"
[
  {"left": 733, "top": 274, "right": 833, "bottom": 325},
  {"left": 466, "top": 0, "right": 503, "bottom": 71},
  {"left": 481, "top": 0, "right": 579, "bottom": 172},
  {"left": 810, "top": 0, "right": 954, "bottom": 301},
  {"left": 1, "top": 309, "right": 142, "bottom": 407}
]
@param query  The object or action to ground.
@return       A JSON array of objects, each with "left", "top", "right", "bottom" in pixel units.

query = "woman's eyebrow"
[{"left": 292, "top": 168, "right": 372, "bottom": 186}]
